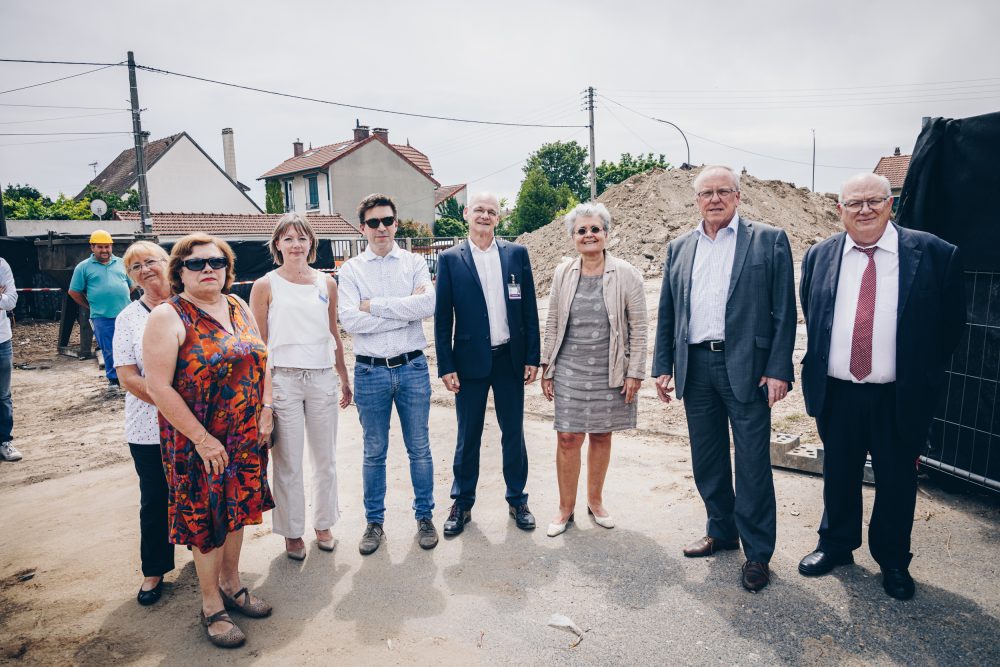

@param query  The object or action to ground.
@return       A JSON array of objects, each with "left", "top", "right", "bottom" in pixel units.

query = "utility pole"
[
  {"left": 811, "top": 128, "right": 816, "bottom": 192},
  {"left": 587, "top": 86, "right": 597, "bottom": 201},
  {"left": 127, "top": 51, "right": 151, "bottom": 233}
]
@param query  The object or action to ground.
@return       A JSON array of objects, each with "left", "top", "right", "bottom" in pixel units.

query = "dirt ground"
[{"left": 1, "top": 307, "right": 998, "bottom": 665}]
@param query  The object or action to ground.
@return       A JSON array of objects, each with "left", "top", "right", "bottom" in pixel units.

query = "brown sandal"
[
  {"left": 220, "top": 587, "right": 272, "bottom": 618},
  {"left": 200, "top": 609, "right": 246, "bottom": 648}
]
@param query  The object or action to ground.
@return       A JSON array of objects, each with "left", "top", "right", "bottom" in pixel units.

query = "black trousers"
[
  {"left": 129, "top": 443, "right": 175, "bottom": 577},
  {"left": 816, "top": 379, "right": 918, "bottom": 569}
]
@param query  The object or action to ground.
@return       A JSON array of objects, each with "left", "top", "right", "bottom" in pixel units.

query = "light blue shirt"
[
  {"left": 689, "top": 213, "right": 739, "bottom": 343},
  {"left": 68, "top": 254, "right": 131, "bottom": 319}
]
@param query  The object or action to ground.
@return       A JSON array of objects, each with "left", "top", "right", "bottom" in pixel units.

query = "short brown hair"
[
  {"left": 268, "top": 213, "right": 318, "bottom": 265},
  {"left": 357, "top": 193, "right": 397, "bottom": 227},
  {"left": 168, "top": 233, "right": 236, "bottom": 294}
]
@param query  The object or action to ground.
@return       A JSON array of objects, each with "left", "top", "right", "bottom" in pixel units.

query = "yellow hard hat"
[{"left": 89, "top": 230, "right": 113, "bottom": 244}]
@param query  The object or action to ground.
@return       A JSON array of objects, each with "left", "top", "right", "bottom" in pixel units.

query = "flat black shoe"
[
  {"left": 509, "top": 504, "right": 536, "bottom": 530},
  {"left": 443, "top": 504, "right": 471, "bottom": 536},
  {"left": 798, "top": 549, "right": 854, "bottom": 576},
  {"left": 137, "top": 579, "right": 163, "bottom": 606},
  {"left": 881, "top": 567, "right": 915, "bottom": 600}
]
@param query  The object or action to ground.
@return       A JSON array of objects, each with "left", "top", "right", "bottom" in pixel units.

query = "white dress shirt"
[
  {"left": 470, "top": 239, "right": 511, "bottom": 346},
  {"left": 0, "top": 258, "right": 17, "bottom": 345},
  {"left": 689, "top": 213, "right": 739, "bottom": 343},
  {"left": 827, "top": 224, "right": 899, "bottom": 383},
  {"left": 337, "top": 244, "right": 435, "bottom": 358}
]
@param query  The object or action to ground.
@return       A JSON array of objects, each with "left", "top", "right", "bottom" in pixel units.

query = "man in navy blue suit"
[
  {"left": 435, "top": 192, "right": 541, "bottom": 535},
  {"left": 798, "top": 173, "right": 966, "bottom": 600}
]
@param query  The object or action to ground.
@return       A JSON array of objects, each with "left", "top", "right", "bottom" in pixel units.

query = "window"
[
  {"left": 283, "top": 180, "right": 294, "bottom": 211},
  {"left": 306, "top": 174, "right": 319, "bottom": 210}
]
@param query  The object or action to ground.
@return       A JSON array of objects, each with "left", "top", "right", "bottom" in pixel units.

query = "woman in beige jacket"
[{"left": 540, "top": 202, "right": 648, "bottom": 537}]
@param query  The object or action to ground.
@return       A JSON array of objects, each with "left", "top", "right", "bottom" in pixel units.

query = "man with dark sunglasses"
[
  {"left": 434, "top": 192, "right": 541, "bottom": 536},
  {"left": 337, "top": 193, "right": 438, "bottom": 555}
]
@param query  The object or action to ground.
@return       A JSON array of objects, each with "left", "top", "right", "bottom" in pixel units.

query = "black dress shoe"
[
  {"left": 509, "top": 504, "right": 536, "bottom": 530},
  {"left": 881, "top": 567, "right": 915, "bottom": 600},
  {"left": 798, "top": 549, "right": 854, "bottom": 576},
  {"left": 137, "top": 579, "right": 163, "bottom": 606},
  {"left": 443, "top": 504, "right": 471, "bottom": 536}
]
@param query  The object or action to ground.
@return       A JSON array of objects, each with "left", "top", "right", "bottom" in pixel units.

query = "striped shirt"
[
  {"left": 336, "top": 244, "right": 435, "bottom": 358},
  {"left": 689, "top": 213, "right": 739, "bottom": 343}
]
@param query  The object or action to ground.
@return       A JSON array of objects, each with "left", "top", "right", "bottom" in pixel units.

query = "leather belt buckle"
[
  {"left": 385, "top": 353, "right": 405, "bottom": 369},
  {"left": 707, "top": 340, "right": 725, "bottom": 352}
]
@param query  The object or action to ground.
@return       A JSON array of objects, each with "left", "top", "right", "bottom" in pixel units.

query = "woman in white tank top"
[{"left": 250, "top": 214, "right": 352, "bottom": 560}]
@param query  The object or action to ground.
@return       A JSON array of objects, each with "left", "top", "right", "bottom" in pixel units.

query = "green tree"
[
  {"left": 47, "top": 194, "right": 93, "bottom": 220},
  {"left": 595, "top": 152, "right": 671, "bottom": 195},
  {"left": 513, "top": 168, "right": 559, "bottom": 234},
  {"left": 436, "top": 196, "right": 464, "bottom": 221},
  {"left": 395, "top": 219, "right": 432, "bottom": 238},
  {"left": 265, "top": 181, "right": 284, "bottom": 214},
  {"left": 523, "top": 140, "right": 590, "bottom": 202},
  {"left": 434, "top": 217, "right": 468, "bottom": 238},
  {"left": 80, "top": 185, "right": 140, "bottom": 219}
]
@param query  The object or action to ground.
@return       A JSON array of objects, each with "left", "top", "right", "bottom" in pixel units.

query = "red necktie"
[{"left": 850, "top": 246, "right": 878, "bottom": 381}]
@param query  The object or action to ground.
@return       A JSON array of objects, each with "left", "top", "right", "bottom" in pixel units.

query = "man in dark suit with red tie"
[{"left": 798, "top": 172, "right": 966, "bottom": 600}]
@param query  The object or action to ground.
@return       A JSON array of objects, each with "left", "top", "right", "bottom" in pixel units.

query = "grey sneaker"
[
  {"left": 0, "top": 441, "right": 22, "bottom": 462},
  {"left": 417, "top": 518, "right": 438, "bottom": 550},
  {"left": 359, "top": 523, "right": 385, "bottom": 555}
]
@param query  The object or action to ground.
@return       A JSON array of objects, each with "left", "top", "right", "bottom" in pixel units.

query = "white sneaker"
[{"left": 0, "top": 441, "right": 22, "bottom": 461}]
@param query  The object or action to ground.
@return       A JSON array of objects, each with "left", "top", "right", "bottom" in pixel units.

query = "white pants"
[{"left": 270, "top": 367, "right": 340, "bottom": 538}]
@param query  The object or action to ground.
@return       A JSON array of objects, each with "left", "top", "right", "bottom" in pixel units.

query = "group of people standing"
[{"left": 96, "top": 164, "right": 963, "bottom": 649}]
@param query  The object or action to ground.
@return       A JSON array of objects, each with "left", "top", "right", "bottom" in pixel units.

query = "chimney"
[
  {"left": 293, "top": 138, "right": 303, "bottom": 157},
  {"left": 373, "top": 127, "right": 388, "bottom": 143},
  {"left": 221, "top": 128, "right": 237, "bottom": 181},
  {"left": 893, "top": 146, "right": 901, "bottom": 156},
  {"left": 354, "top": 124, "right": 370, "bottom": 142}
]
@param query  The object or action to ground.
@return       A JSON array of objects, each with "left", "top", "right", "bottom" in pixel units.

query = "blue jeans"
[
  {"left": 0, "top": 340, "right": 12, "bottom": 441},
  {"left": 353, "top": 354, "right": 434, "bottom": 523},
  {"left": 90, "top": 317, "right": 118, "bottom": 381}
]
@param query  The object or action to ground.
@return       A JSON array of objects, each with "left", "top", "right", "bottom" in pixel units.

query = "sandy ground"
[{"left": 1, "top": 308, "right": 999, "bottom": 666}]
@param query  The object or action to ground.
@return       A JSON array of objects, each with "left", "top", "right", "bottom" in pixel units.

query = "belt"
[
  {"left": 692, "top": 340, "right": 725, "bottom": 352},
  {"left": 491, "top": 342, "right": 510, "bottom": 357},
  {"left": 355, "top": 349, "right": 423, "bottom": 368}
]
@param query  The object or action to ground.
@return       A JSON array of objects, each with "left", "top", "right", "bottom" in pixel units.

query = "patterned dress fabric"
[
  {"left": 159, "top": 295, "right": 274, "bottom": 553},
  {"left": 553, "top": 276, "right": 638, "bottom": 432}
]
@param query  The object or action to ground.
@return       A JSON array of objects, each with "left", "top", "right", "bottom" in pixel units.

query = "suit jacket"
[
  {"left": 652, "top": 216, "right": 796, "bottom": 403},
  {"left": 799, "top": 223, "right": 966, "bottom": 453},
  {"left": 434, "top": 238, "right": 541, "bottom": 380}
]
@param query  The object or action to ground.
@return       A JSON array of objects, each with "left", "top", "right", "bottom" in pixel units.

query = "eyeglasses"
[
  {"left": 182, "top": 256, "right": 227, "bottom": 271},
  {"left": 128, "top": 258, "right": 164, "bottom": 273},
  {"left": 842, "top": 197, "right": 890, "bottom": 213},
  {"left": 575, "top": 225, "right": 604, "bottom": 236},
  {"left": 471, "top": 206, "right": 499, "bottom": 218},
  {"left": 696, "top": 188, "right": 738, "bottom": 201},
  {"left": 364, "top": 216, "right": 396, "bottom": 229}
]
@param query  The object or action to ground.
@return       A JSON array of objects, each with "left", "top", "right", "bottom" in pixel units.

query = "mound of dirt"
[{"left": 518, "top": 166, "right": 844, "bottom": 294}]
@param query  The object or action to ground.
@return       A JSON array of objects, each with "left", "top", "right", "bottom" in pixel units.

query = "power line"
[
  {"left": 135, "top": 63, "right": 588, "bottom": 128},
  {"left": 0, "top": 102, "right": 129, "bottom": 110},
  {"left": 0, "top": 63, "right": 121, "bottom": 96},
  {"left": 0, "top": 134, "right": 129, "bottom": 148},
  {"left": 0, "top": 110, "right": 128, "bottom": 125},
  {"left": 0, "top": 58, "right": 123, "bottom": 66},
  {"left": 601, "top": 75, "right": 1000, "bottom": 95},
  {"left": 0, "top": 131, "right": 132, "bottom": 136}
]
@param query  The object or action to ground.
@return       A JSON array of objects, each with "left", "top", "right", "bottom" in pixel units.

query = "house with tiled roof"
[
  {"left": 873, "top": 147, "right": 911, "bottom": 197},
  {"left": 260, "top": 122, "right": 464, "bottom": 226},
  {"left": 79, "top": 130, "right": 262, "bottom": 214},
  {"left": 114, "top": 210, "right": 360, "bottom": 242}
]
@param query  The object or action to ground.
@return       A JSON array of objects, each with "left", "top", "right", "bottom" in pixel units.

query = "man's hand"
[
  {"left": 524, "top": 365, "right": 538, "bottom": 385},
  {"left": 759, "top": 376, "right": 789, "bottom": 408},
  {"left": 258, "top": 407, "right": 274, "bottom": 448},
  {"left": 442, "top": 372, "right": 460, "bottom": 393},
  {"left": 413, "top": 284, "right": 426, "bottom": 295},
  {"left": 655, "top": 375, "right": 674, "bottom": 403},
  {"left": 621, "top": 377, "right": 642, "bottom": 404},
  {"left": 359, "top": 299, "right": 371, "bottom": 313},
  {"left": 541, "top": 377, "right": 554, "bottom": 401}
]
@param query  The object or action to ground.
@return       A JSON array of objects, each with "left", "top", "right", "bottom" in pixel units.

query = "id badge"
[{"left": 507, "top": 283, "right": 522, "bottom": 300}]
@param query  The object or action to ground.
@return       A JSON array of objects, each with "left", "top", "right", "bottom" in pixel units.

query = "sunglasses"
[
  {"left": 182, "top": 256, "right": 227, "bottom": 271},
  {"left": 364, "top": 216, "right": 396, "bottom": 229},
  {"left": 575, "top": 225, "right": 604, "bottom": 236}
]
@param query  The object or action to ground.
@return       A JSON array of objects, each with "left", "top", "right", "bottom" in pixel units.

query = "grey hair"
[
  {"left": 466, "top": 191, "right": 500, "bottom": 209},
  {"left": 692, "top": 165, "right": 740, "bottom": 192},
  {"left": 839, "top": 173, "right": 892, "bottom": 202},
  {"left": 564, "top": 202, "right": 612, "bottom": 235}
]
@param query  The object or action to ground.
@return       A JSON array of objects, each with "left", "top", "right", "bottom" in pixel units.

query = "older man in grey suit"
[{"left": 653, "top": 165, "right": 796, "bottom": 592}]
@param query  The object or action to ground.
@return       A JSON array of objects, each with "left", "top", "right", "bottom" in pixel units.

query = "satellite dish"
[{"left": 90, "top": 199, "right": 108, "bottom": 218}]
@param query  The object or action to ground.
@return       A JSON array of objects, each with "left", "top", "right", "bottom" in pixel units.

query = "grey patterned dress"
[{"left": 553, "top": 276, "right": 638, "bottom": 432}]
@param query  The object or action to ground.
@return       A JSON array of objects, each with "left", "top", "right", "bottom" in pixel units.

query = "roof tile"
[{"left": 873, "top": 154, "right": 911, "bottom": 189}]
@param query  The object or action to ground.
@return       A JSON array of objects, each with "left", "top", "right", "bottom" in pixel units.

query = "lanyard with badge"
[{"left": 507, "top": 273, "right": 521, "bottom": 300}]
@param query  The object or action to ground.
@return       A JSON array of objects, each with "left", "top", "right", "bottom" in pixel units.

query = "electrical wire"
[
  {"left": 0, "top": 102, "right": 129, "bottom": 111},
  {"left": 0, "top": 58, "right": 123, "bottom": 66},
  {"left": 0, "top": 131, "right": 132, "bottom": 136},
  {"left": 0, "top": 63, "right": 122, "bottom": 96},
  {"left": 0, "top": 134, "right": 131, "bottom": 148},
  {"left": 0, "top": 110, "right": 128, "bottom": 125},
  {"left": 601, "top": 75, "right": 1000, "bottom": 95}
]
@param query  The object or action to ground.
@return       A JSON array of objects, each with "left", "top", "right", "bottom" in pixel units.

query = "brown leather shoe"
[
  {"left": 741, "top": 561, "right": 770, "bottom": 592},
  {"left": 683, "top": 536, "right": 740, "bottom": 557}
]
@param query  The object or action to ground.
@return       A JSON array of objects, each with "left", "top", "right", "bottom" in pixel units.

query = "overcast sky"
[{"left": 2, "top": 0, "right": 998, "bottom": 211}]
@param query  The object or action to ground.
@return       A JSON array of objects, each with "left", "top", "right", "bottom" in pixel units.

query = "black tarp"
[{"left": 898, "top": 111, "right": 1000, "bottom": 491}]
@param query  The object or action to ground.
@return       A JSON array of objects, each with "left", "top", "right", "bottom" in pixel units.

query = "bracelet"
[
  {"left": 194, "top": 430, "right": 209, "bottom": 447},
  {"left": 262, "top": 403, "right": 274, "bottom": 411}
]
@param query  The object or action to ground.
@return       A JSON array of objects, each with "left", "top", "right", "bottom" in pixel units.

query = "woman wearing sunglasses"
[
  {"left": 249, "top": 213, "right": 352, "bottom": 561},
  {"left": 539, "top": 202, "right": 648, "bottom": 537},
  {"left": 144, "top": 233, "right": 275, "bottom": 648},
  {"left": 112, "top": 241, "right": 174, "bottom": 606}
]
